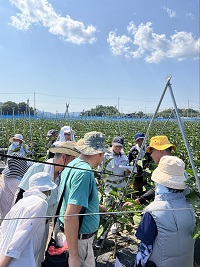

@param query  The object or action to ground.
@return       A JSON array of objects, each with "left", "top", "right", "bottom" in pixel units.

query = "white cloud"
[
  {"left": 107, "top": 31, "right": 131, "bottom": 56},
  {"left": 162, "top": 6, "right": 176, "bottom": 18},
  {"left": 107, "top": 21, "right": 200, "bottom": 63},
  {"left": 186, "top": 12, "right": 194, "bottom": 19},
  {"left": 9, "top": 0, "right": 97, "bottom": 44}
]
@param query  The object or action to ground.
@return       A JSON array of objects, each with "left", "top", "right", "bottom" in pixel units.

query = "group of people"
[{"left": 0, "top": 128, "right": 196, "bottom": 267}]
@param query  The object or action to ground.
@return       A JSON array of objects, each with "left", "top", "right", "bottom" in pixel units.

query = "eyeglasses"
[{"left": 64, "top": 133, "right": 71, "bottom": 135}]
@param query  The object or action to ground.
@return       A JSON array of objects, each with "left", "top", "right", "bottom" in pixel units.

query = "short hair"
[
  {"left": 54, "top": 153, "right": 62, "bottom": 159},
  {"left": 165, "top": 147, "right": 172, "bottom": 153},
  {"left": 167, "top": 187, "right": 184, "bottom": 193}
]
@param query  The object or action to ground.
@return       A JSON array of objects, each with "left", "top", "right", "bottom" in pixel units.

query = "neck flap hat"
[
  {"left": 76, "top": 131, "right": 108, "bottom": 155},
  {"left": 146, "top": 135, "right": 176, "bottom": 153},
  {"left": 151, "top": 155, "right": 187, "bottom": 189},
  {"left": 29, "top": 172, "right": 57, "bottom": 192},
  {"left": 59, "top": 126, "right": 75, "bottom": 142}
]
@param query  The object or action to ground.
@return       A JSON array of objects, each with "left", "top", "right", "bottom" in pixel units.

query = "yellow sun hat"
[{"left": 146, "top": 135, "right": 176, "bottom": 153}]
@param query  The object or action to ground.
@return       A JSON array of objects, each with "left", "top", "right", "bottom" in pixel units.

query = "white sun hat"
[
  {"left": 29, "top": 172, "right": 57, "bottom": 192},
  {"left": 151, "top": 156, "right": 187, "bottom": 190}
]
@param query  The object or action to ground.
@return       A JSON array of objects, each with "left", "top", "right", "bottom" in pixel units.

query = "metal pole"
[
  {"left": 66, "top": 103, "right": 71, "bottom": 129},
  {"left": 34, "top": 92, "right": 35, "bottom": 119},
  {"left": 27, "top": 99, "right": 33, "bottom": 142},
  {"left": 124, "top": 77, "right": 172, "bottom": 194},
  {"left": 168, "top": 82, "right": 200, "bottom": 193},
  {"left": 117, "top": 99, "right": 121, "bottom": 136},
  {"left": 12, "top": 107, "right": 16, "bottom": 134},
  {"left": 140, "top": 76, "right": 172, "bottom": 151}
]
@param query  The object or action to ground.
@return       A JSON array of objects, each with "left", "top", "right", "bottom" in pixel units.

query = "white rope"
[{"left": 0, "top": 207, "right": 194, "bottom": 221}]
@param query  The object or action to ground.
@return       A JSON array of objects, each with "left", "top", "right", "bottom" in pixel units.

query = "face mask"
[{"left": 13, "top": 142, "right": 20, "bottom": 146}]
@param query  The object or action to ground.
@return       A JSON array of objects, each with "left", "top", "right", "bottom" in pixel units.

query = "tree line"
[
  {"left": 81, "top": 105, "right": 200, "bottom": 118},
  {"left": 0, "top": 101, "right": 35, "bottom": 115},
  {"left": 0, "top": 102, "right": 199, "bottom": 118}
]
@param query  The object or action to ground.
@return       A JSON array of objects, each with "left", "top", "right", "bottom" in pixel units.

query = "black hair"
[{"left": 167, "top": 187, "right": 184, "bottom": 193}]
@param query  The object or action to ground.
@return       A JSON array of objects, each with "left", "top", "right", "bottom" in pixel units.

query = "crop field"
[
  {"left": 1, "top": 118, "right": 200, "bottom": 172},
  {"left": 1, "top": 118, "right": 200, "bottom": 266}
]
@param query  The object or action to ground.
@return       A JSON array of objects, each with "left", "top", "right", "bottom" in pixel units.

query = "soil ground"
[{"left": 48, "top": 222, "right": 200, "bottom": 267}]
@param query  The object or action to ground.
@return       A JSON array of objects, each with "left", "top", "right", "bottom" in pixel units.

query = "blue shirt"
[{"left": 136, "top": 212, "right": 157, "bottom": 245}]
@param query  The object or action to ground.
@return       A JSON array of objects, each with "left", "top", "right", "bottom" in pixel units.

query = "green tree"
[
  {"left": 81, "top": 105, "right": 119, "bottom": 117},
  {"left": 1, "top": 101, "right": 34, "bottom": 115}
]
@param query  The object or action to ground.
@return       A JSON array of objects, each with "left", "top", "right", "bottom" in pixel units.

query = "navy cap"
[
  {"left": 134, "top": 132, "right": 145, "bottom": 141},
  {"left": 47, "top": 129, "right": 56, "bottom": 137},
  {"left": 112, "top": 136, "right": 124, "bottom": 146}
]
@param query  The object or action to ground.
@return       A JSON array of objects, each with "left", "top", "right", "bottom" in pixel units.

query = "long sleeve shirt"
[{"left": 0, "top": 189, "right": 48, "bottom": 267}]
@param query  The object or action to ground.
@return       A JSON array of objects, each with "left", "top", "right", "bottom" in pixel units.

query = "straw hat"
[
  {"left": 49, "top": 141, "right": 80, "bottom": 157},
  {"left": 29, "top": 172, "right": 57, "bottom": 192},
  {"left": 76, "top": 131, "right": 108, "bottom": 155},
  {"left": 151, "top": 156, "right": 187, "bottom": 189},
  {"left": 146, "top": 135, "right": 176, "bottom": 153},
  {"left": 9, "top": 134, "right": 24, "bottom": 143}
]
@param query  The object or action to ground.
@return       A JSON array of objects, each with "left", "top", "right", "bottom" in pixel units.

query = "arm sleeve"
[
  {"left": 136, "top": 212, "right": 157, "bottom": 245},
  {"left": 138, "top": 188, "right": 155, "bottom": 204},
  {"left": 128, "top": 151, "right": 133, "bottom": 163}
]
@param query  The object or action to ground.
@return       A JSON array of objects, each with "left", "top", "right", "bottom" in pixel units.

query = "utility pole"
[
  {"left": 187, "top": 100, "right": 189, "bottom": 118},
  {"left": 34, "top": 92, "right": 35, "bottom": 118},
  {"left": 118, "top": 97, "right": 120, "bottom": 114}
]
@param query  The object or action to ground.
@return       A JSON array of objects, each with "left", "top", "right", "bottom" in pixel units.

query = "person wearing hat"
[
  {"left": 46, "top": 129, "right": 57, "bottom": 159},
  {"left": 134, "top": 156, "right": 195, "bottom": 267},
  {"left": 0, "top": 152, "right": 33, "bottom": 224},
  {"left": 58, "top": 126, "right": 75, "bottom": 142},
  {"left": 127, "top": 132, "right": 152, "bottom": 196},
  {"left": 96, "top": 136, "right": 129, "bottom": 240},
  {"left": 128, "top": 132, "right": 146, "bottom": 164},
  {"left": 124, "top": 135, "right": 177, "bottom": 207},
  {"left": 15, "top": 141, "right": 80, "bottom": 266},
  {"left": 0, "top": 172, "right": 57, "bottom": 267},
  {"left": 7, "top": 134, "right": 29, "bottom": 157},
  {"left": 59, "top": 131, "right": 107, "bottom": 267},
  {"left": 135, "top": 135, "right": 177, "bottom": 204},
  {"left": 102, "top": 136, "right": 129, "bottom": 197}
]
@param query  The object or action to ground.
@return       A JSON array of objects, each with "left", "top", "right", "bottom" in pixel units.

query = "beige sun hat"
[
  {"left": 9, "top": 134, "right": 24, "bottom": 143},
  {"left": 49, "top": 141, "right": 80, "bottom": 157},
  {"left": 76, "top": 131, "right": 108, "bottom": 155},
  {"left": 146, "top": 135, "right": 176, "bottom": 153},
  {"left": 151, "top": 155, "right": 187, "bottom": 189}
]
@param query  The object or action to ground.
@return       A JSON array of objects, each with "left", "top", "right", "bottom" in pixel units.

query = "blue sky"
[{"left": 0, "top": 0, "right": 199, "bottom": 114}]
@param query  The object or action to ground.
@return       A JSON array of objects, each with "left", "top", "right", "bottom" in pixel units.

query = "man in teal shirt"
[{"left": 59, "top": 131, "right": 107, "bottom": 267}]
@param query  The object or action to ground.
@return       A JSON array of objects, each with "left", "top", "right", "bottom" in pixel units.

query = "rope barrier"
[
  {"left": 0, "top": 207, "right": 194, "bottom": 221},
  {"left": 0, "top": 153, "right": 133, "bottom": 178}
]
